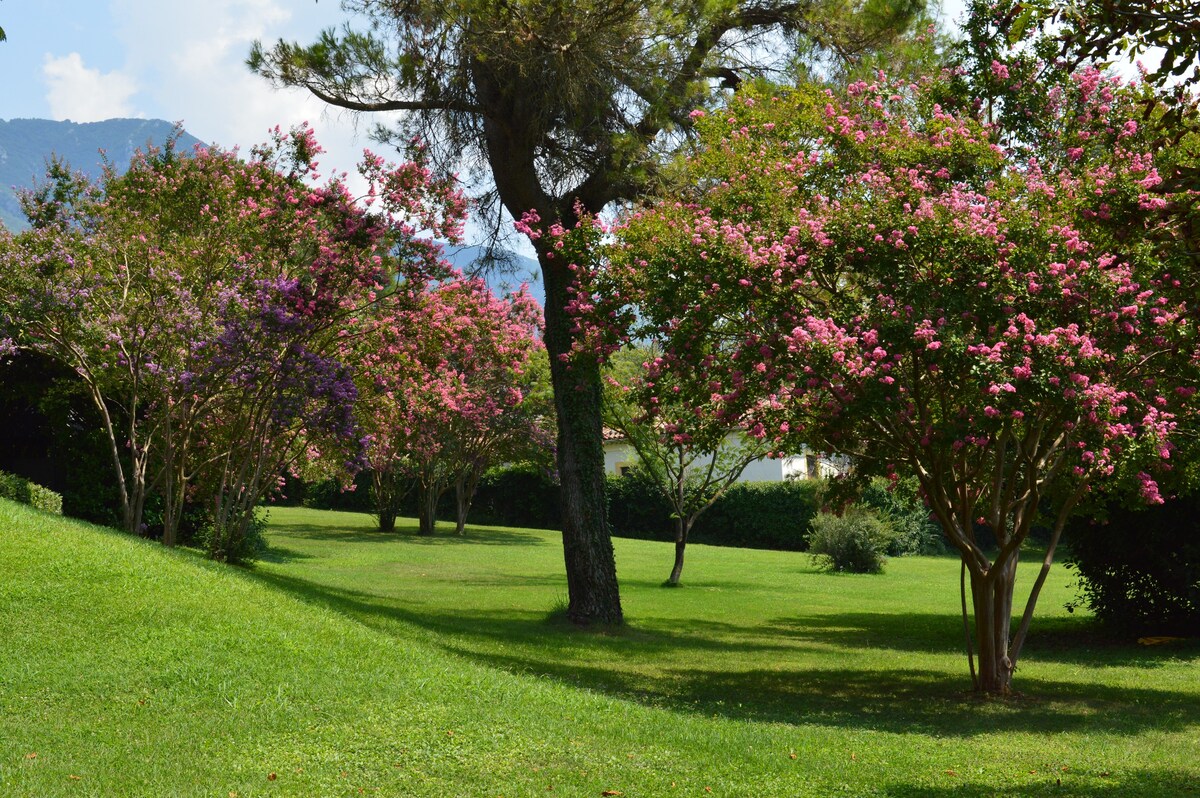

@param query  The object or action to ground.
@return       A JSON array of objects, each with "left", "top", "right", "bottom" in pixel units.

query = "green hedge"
[
  {"left": 0, "top": 469, "right": 63, "bottom": 515},
  {"left": 607, "top": 471, "right": 822, "bottom": 551},
  {"left": 606, "top": 469, "right": 673, "bottom": 541},
  {"left": 470, "top": 464, "right": 561, "bottom": 530},
  {"left": 691, "top": 480, "right": 821, "bottom": 551},
  {"left": 292, "top": 463, "right": 823, "bottom": 551}
]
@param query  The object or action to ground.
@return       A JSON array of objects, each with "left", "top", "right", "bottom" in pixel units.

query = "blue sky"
[
  {"left": 2, "top": 0, "right": 978, "bottom": 252},
  {"left": 1, "top": 1, "right": 399, "bottom": 197}
]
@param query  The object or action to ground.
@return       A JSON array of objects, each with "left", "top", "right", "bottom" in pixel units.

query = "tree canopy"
[
  {"left": 584, "top": 68, "right": 1199, "bottom": 693},
  {"left": 249, "top": 0, "right": 929, "bottom": 624}
]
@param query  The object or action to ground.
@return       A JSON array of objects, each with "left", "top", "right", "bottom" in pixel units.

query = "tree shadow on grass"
[
  {"left": 268, "top": 521, "right": 547, "bottom": 547},
  {"left": 766, "top": 613, "right": 1200, "bottom": 669},
  {"left": 246, "top": 568, "right": 1200, "bottom": 738},
  {"left": 256, "top": 544, "right": 315, "bottom": 564},
  {"left": 882, "top": 769, "right": 1200, "bottom": 797}
]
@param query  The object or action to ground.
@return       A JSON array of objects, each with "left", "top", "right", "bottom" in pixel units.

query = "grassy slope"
[{"left": 2, "top": 500, "right": 1198, "bottom": 796}]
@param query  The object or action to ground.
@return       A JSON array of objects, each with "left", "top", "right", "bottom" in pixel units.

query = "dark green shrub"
[
  {"left": 690, "top": 480, "right": 821, "bottom": 551},
  {"left": 606, "top": 468, "right": 673, "bottom": 541},
  {"left": 0, "top": 352, "right": 118, "bottom": 524},
  {"left": 0, "top": 469, "right": 63, "bottom": 514},
  {"left": 807, "top": 509, "right": 892, "bottom": 574},
  {"left": 468, "top": 464, "right": 560, "bottom": 529},
  {"left": 1065, "top": 496, "right": 1200, "bottom": 635},
  {"left": 300, "top": 472, "right": 374, "bottom": 512},
  {"left": 859, "top": 477, "right": 945, "bottom": 556},
  {"left": 199, "top": 509, "right": 268, "bottom": 564}
]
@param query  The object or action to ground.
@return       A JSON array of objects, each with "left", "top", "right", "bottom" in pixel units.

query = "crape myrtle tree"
[
  {"left": 0, "top": 127, "right": 465, "bottom": 556},
  {"left": 602, "top": 342, "right": 770, "bottom": 585},
  {"left": 584, "top": 72, "right": 1198, "bottom": 693},
  {"left": 355, "top": 273, "right": 547, "bottom": 535},
  {"left": 248, "top": 0, "right": 925, "bottom": 624}
]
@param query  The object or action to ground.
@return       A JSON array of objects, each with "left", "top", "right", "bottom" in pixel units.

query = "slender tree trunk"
[
  {"left": 668, "top": 516, "right": 691, "bottom": 586},
  {"left": 540, "top": 250, "right": 623, "bottom": 625}
]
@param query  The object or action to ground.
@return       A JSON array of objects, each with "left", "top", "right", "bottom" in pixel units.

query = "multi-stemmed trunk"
[
  {"left": 453, "top": 462, "right": 485, "bottom": 535},
  {"left": 967, "top": 554, "right": 1019, "bottom": 694},
  {"left": 86, "top": 379, "right": 149, "bottom": 539},
  {"left": 417, "top": 479, "right": 445, "bottom": 536},
  {"left": 371, "top": 467, "right": 409, "bottom": 533},
  {"left": 929, "top": 465, "right": 1083, "bottom": 696}
]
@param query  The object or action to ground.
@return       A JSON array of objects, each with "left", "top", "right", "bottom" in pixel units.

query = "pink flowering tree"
[
  {"left": 587, "top": 72, "right": 1198, "bottom": 694},
  {"left": 355, "top": 274, "right": 548, "bottom": 535},
  {"left": 0, "top": 127, "right": 465, "bottom": 558},
  {"left": 604, "top": 344, "right": 772, "bottom": 586}
]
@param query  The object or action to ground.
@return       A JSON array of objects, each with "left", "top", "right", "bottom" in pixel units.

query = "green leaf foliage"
[{"left": 0, "top": 469, "right": 62, "bottom": 514}]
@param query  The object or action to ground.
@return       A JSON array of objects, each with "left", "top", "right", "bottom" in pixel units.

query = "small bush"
[
  {"left": 0, "top": 469, "right": 63, "bottom": 515},
  {"left": 807, "top": 509, "right": 892, "bottom": 574},
  {"left": 199, "top": 509, "right": 268, "bottom": 564},
  {"left": 858, "top": 477, "right": 945, "bottom": 556}
]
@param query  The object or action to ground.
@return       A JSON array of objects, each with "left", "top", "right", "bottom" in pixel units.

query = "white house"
[{"left": 601, "top": 429, "right": 843, "bottom": 483}]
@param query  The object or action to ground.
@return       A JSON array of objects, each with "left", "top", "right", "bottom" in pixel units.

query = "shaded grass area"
[
  {"left": 257, "top": 508, "right": 1199, "bottom": 791},
  {"left": 2, "top": 499, "right": 1198, "bottom": 796}
]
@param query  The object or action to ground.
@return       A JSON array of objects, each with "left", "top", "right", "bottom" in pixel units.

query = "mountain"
[
  {"left": 441, "top": 242, "right": 545, "bottom": 308},
  {"left": 0, "top": 118, "right": 205, "bottom": 232},
  {"left": 0, "top": 120, "right": 546, "bottom": 307}
]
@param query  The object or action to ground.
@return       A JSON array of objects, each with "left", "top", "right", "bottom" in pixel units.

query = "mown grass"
[{"left": 2, "top": 499, "right": 1198, "bottom": 796}]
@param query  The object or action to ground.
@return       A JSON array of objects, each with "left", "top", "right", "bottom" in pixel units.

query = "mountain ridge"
[{"left": 0, "top": 117, "right": 205, "bottom": 232}]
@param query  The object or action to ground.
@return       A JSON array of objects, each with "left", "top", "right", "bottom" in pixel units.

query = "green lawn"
[{"left": 2, "top": 499, "right": 1197, "bottom": 796}]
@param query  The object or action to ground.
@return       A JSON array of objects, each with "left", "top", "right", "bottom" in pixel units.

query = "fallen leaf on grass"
[
  {"left": 268, "top": 772, "right": 277, "bottom": 781},
  {"left": 851, "top": 753, "right": 857, "bottom": 761},
  {"left": 24, "top": 753, "right": 37, "bottom": 760},
  {"left": 944, "top": 770, "right": 958, "bottom": 777},
  {"left": 68, "top": 775, "right": 81, "bottom": 781},
  {"left": 789, "top": 752, "right": 797, "bottom": 760},
  {"left": 602, "top": 791, "right": 623, "bottom": 796}
]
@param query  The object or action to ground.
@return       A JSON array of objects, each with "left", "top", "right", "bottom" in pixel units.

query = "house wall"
[{"left": 602, "top": 434, "right": 835, "bottom": 483}]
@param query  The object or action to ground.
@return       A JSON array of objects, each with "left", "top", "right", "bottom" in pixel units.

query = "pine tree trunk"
[{"left": 540, "top": 251, "right": 623, "bottom": 625}]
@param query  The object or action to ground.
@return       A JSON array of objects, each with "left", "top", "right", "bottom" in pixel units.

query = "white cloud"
[
  {"left": 109, "top": 0, "right": 389, "bottom": 194},
  {"left": 42, "top": 52, "right": 140, "bottom": 122}
]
